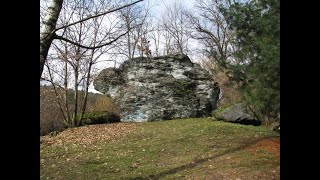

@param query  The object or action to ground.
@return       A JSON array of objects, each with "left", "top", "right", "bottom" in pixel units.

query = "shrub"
[
  {"left": 81, "top": 111, "right": 121, "bottom": 125},
  {"left": 105, "top": 112, "right": 121, "bottom": 123}
]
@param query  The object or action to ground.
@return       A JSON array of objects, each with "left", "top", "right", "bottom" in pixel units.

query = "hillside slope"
[{"left": 40, "top": 118, "right": 280, "bottom": 179}]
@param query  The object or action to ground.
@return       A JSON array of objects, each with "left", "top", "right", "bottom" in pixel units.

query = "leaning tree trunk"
[{"left": 40, "top": 0, "right": 63, "bottom": 79}]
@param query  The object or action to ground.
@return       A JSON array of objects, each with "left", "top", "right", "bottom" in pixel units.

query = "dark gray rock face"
[
  {"left": 93, "top": 54, "right": 220, "bottom": 122},
  {"left": 213, "top": 103, "right": 261, "bottom": 126}
]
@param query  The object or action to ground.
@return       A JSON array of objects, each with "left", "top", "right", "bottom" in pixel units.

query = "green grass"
[{"left": 40, "top": 118, "right": 279, "bottom": 179}]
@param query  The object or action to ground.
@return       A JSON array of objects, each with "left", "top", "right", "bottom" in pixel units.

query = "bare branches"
[
  {"left": 55, "top": 0, "right": 144, "bottom": 32},
  {"left": 160, "top": 0, "right": 190, "bottom": 55},
  {"left": 53, "top": 28, "right": 131, "bottom": 50},
  {"left": 186, "top": 0, "right": 236, "bottom": 68},
  {"left": 41, "top": 0, "right": 144, "bottom": 78},
  {"left": 41, "top": 0, "right": 147, "bottom": 127},
  {"left": 44, "top": 62, "right": 68, "bottom": 126},
  {"left": 114, "top": 0, "right": 152, "bottom": 60}
]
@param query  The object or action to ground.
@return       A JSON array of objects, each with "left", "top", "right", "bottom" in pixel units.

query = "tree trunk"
[
  {"left": 44, "top": 62, "right": 69, "bottom": 128},
  {"left": 63, "top": 51, "right": 71, "bottom": 127},
  {"left": 125, "top": 15, "right": 132, "bottom": 60},
  {"left": 77, "top": 50, "right": 94, "bottom": 126},
  {"left": 72, "top": 62, "right": 79, "bottom": 127},
  {"left": 40, "top": 0, "right": 64, "bottom": 79}
]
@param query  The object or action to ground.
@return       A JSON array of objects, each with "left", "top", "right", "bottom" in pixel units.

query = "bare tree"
[
  {"left": 160, "top": 0, "right": 190, "bottom": 55},
  {"left": 111, "top": 0, "right": 153, "bottom": 60},
  {"left": 40, "top": 0, "right": 144, "bottom": 79},
  {"left": 149, "top": 23, "right": 161, "bottom": 57},
  {"left": 185, "top": 0, "right": 237, "bottom": 69},
  {"left": 41, "top": 0, "right": 125, "bottom": 127}
]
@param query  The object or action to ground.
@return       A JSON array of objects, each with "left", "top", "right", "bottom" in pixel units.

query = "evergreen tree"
[{"left": 222, "top": 0, "right": 280, "bottom": 122}]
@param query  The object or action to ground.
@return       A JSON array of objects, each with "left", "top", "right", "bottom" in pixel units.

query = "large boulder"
[
  {"left": 213, "top": 103, "right": 261, "bottom": 126},
  {"left": 93, "top": 54, "right": 220, "bottom": 122},
  {"left": 92, "top": 68, "right": 124, "bottom": 97}
]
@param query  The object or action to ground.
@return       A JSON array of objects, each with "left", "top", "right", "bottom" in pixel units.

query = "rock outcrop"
[
  {"left": 94, "top": 54, "right": 220, "bottom": 122},
  {"left": 212, "top": 103, "right": 261, "bottom": 126}
]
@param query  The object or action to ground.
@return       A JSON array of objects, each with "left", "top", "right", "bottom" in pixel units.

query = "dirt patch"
[
  {"left": 40, "top": 122, "right": 138, "bottom": 148},
  {"left": 199, "top": 137, "right": 280, "bottom": 180},
  {"left": 246, "top": 137, "right": 280, "bottom": 156}
]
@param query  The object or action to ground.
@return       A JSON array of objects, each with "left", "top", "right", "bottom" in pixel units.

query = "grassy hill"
[{"left": 40, "top": 118, "right": 280, "bottom": 179}]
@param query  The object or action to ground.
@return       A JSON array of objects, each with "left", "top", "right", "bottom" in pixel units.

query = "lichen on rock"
[{"left": 93, "top": 54, "right": 220, "bottom": 122}]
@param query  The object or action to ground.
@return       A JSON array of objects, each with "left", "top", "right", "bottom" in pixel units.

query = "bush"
[
  {"left": 82, "top": 111, "right": 121, "bottom": 125},
  {"left": 88, "top": 116, "right": 109, "bottom": 125},
  {"left": 105, "top": 112, "right": 121, "bottom": 123}
]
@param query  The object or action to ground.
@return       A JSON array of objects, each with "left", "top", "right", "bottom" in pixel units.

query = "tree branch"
[
  {"left": 55, "top": 0, "right": 144, "bottom": 32},
  {"left": 40, "top": 77, "right": 65, "bottom": 90},
  {"left": 54, "top": 29, "right": 130, "bottom": 50}
]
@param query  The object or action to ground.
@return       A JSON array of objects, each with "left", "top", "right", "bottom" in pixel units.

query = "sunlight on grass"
[{"left": 40, "top": 118, "right": 279, "bottom": 179}]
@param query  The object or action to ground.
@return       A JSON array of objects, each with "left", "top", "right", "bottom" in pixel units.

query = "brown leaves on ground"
[
  {"left": 246, "top": 137, "right": 280, "bottom": 156},
  {"left": 40, "top": 123, "right": 138, "bottom": 148}
]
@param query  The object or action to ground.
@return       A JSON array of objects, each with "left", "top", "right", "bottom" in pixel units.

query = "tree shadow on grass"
[{"left": 128, "top": 136, "right": 279, "bottom": 180}]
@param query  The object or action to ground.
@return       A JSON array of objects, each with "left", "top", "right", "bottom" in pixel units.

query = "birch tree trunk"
[{"left": 40, "top": 0, "right": 63, "bottom": 79}]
